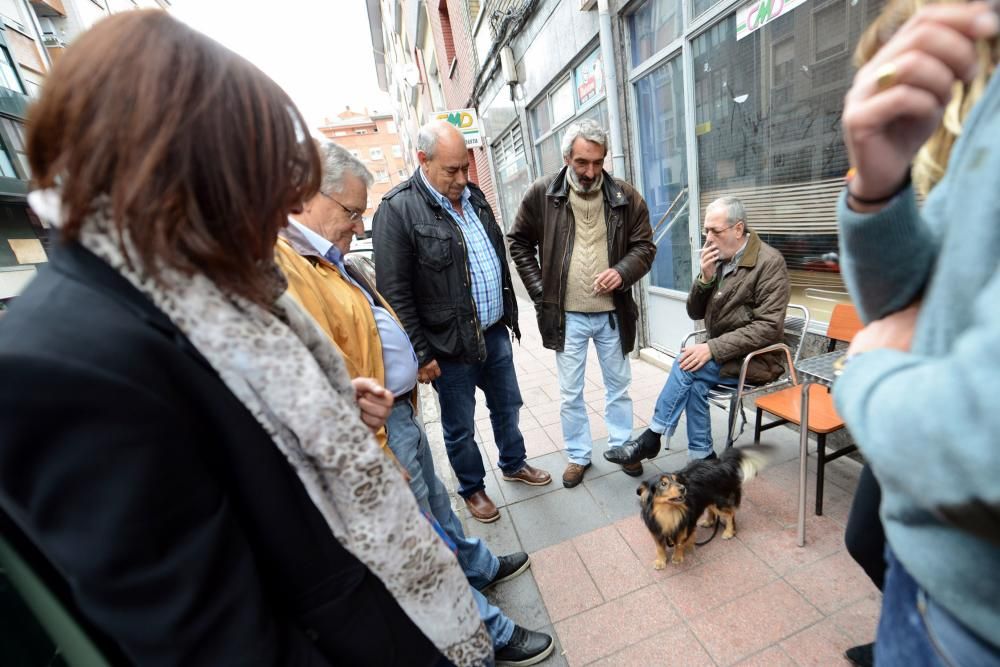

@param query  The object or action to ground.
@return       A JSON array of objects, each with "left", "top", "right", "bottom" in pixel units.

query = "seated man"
[
  {"left": 605, "top": 196, "right": 790, "bottom": 464},
  {"left": 275, "top": 140, "right": 554, "bottom": 666}
]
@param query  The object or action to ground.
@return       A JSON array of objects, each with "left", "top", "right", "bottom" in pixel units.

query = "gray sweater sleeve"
[{"left": 836, "top": 186, "right": 938, "bottom": 323}]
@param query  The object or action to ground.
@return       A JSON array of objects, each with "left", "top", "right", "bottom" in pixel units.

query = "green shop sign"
[{"left": 736, "top": 0, "right": 810, "bottom": 40}]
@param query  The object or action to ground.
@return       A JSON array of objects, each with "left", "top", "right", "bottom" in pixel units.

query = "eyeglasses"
[
  {"left": 702, "top": 221, "right": 741, "bottom": 236},
  {"left": 320, "top": 192, "right": 363, "bottom": 222}
]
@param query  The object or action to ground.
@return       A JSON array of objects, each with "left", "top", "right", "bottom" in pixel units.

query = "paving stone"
[
  {"left": 507, "top": 486, "right": 608, "bottom": 552},
  {"left": 779, "top": 596, "right": 881, "bottom": 666},
  {"left": 483, "top": 569, "right": 552, "bottom": 632},
  {"left": 687, "top": 579, "right": 822, "bottom": 665},
  {"left": 591, "top": 625, "right": 714, "bottom": 666},
  {"left": 613, "top": 513, "right": 711, "bottom": 580},
  {"left": 554, "top": 586, "right": 679, "bottom": 665},
  {"left": 499, "top": 459, "right": 562, "bottom": 505},
  {"left": 784, "top": 550, "right": 881, "bottom": 615},
  {"left": 572, "top": 525, "right": 654, "bottom": 601},
  {"left": 729, "top": 645, "right": 798, "bottom": 666},
  {"left": 659, "top": 541, "right": 778, "bottom": 617},
  {"left": 531, "top": 541, "right": 602, "bottom": 623},
  {"left": 738, "top": 513, "right": 846, "bottom": 576},
  {"left": 583, "top": 467, "right": 646, "bottom": 523},
  {"left": 464, "top": 510, "right": 524, "bottom": 556},
  {"left": 521, "top": 425, "right": 559, "bottom": 459}
]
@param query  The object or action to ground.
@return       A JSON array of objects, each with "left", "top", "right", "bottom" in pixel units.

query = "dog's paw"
[
  {"left": 722, "top": 529, "right": 736, "bottom": 540},
  {"left": 653, "top": 558, "right": 667, "bottom": 570},
  {"left": 670, "top": 553, "right": 685, "bottom": 565},
  {"left": 698, "top": 516, "right": 715, "bottom": 528}
]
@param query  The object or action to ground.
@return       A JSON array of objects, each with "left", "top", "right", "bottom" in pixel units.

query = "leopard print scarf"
[{"left": 29, "top": 191, "right": 491, "bottom": 665}]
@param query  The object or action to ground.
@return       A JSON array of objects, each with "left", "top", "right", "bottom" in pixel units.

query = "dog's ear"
[{"left": 636, "top": 483, "right": 647, "bottom": 498}]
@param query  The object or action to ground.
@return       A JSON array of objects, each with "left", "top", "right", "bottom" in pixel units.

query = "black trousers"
[{"left": 845, "top": 464, "right": 886, "bottom": 591}]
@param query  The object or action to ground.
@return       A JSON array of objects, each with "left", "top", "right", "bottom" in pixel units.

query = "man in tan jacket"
[
  {"left": 508, "top": 119, "right": 655, "bottom": 488},
  {"left": 275, "top": 141, "right": 553, "bottom": 665},
  {"left": 605, "top": 196, "right": 790, "bottom": 465}
]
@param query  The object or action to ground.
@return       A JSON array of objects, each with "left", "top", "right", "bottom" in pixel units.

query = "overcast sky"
[{"left": 170, "top": 0, "right": 394, "bottom": 130}]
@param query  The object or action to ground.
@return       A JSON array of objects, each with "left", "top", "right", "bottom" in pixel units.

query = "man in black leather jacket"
[{"left": 373, "top": 121, "right": 552, "bottom": 524}]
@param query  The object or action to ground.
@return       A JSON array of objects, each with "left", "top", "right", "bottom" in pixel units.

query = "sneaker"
[
  {"left": 479, "top": 552, "right": 530, "bottom": 591},
  {"left": 495, "top": 625, "right": 555, "bottom": 666},
  {"left": 845, "top": 642, "right": 875, "bottom": 667},
  {"left": 562, "top": 462, "right": 591, "bottom": 488}
]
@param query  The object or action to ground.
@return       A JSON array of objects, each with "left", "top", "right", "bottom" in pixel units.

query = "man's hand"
[
  {"left": 418, "top": 360, "right": 441, "bottom": 384},
  {"left": 699, "top": 242, "right": 720, "bottom": 282},
  {"left": 843, "top": 3, "right": 999, "bottom": 208},
  {"left": 351, "top": 377, "right": 394, "bottom": 432},
  {"left": 847, "top": 303, "right": 921, "bottom": 358},
  {"left": 678, "top": 342, "right": 713, "bottom": 372},
  {"left": 592, "top": 268, "right": 623, "bottom": 295}
]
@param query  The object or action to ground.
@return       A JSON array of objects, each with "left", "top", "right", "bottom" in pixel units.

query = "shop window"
[
  {"left": 692, "top": 0, "right": 883, "bottom": 289},
  {"left": 634, "top": 56, "right": 690, "bottom": 292},
  {"left": 628, "top": 0, "right": 683, "bottom": 67},
  {"left": 491, "top": 123, "right": 530, "bottom": 231},
  {"left": 691, "top": 0, "right": 724, "bottom": 20},
  {"left": 529, "top": 47, "right": 611, "bottom": 180}
]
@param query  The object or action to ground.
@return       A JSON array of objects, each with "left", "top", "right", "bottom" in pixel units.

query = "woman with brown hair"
[{"left": 0, "top": 10, "right": 489, "bottom": 665}]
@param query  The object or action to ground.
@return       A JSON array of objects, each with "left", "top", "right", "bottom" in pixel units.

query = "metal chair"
[
  {"left": 677, "top": 304, "right": 811, "bottom": 448},
  {"left": 753, "top": 303, "right": 863, "bottom": 515}
]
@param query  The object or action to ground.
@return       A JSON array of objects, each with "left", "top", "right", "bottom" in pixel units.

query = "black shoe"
[
  {"left": 845, "top": 642, "right": 875, "bottom": 667},
  {"left": 495, "top": 625, "right": 555, "bottom": 666},
  {"left": 603, "top": 429, "right": 662, "bottom": 465},
  {"left": 479, "top": 552, "right": 530, "bottom": 591}
]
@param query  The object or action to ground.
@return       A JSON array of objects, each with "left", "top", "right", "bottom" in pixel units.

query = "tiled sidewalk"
[{"left": 425, "top": 299, "right": 880, "bottom": 666}]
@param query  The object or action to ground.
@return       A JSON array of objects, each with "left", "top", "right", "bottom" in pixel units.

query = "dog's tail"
[{"left": 721, "top": 444, "right": 776, "bottom": 483}]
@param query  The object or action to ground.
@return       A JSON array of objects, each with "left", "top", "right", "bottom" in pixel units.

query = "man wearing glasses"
[{"left": 605, "top": 196, "right": 790, "bottom": 465}]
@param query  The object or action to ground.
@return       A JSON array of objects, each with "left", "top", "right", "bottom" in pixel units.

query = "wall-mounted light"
[{"left": 500, "top": 46, "right": 518, "bottom": 86}]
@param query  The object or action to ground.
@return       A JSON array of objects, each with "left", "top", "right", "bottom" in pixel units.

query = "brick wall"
[{"left": 427, "top": 1, "right": 504, "bottom": 224}]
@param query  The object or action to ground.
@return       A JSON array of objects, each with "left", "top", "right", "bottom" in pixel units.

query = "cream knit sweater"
[{"left": 564, "top": 183, "right": 614, "bottom": 313}]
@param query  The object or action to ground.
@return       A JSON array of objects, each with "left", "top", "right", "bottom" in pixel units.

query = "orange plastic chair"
[{"left": 753, "top": 303, "right": 863, "bottom": 515}]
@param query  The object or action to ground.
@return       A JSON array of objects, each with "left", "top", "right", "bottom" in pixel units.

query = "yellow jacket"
[{"left": 275, "top": 228, "right": 405, "bottom": 454}]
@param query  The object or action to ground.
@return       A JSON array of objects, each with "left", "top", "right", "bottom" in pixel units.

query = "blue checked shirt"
[{"left": 419, "top": 169, "right": 503, "bottom": 328}]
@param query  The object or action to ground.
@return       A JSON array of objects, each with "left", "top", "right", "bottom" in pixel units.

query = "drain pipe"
[{"left": 598, "top": 0, "right": 626, "bottom": 179}]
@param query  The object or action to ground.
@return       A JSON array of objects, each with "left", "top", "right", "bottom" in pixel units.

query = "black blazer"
[{"left": 0, "top": 242, "right": 442, "bottom": 666}]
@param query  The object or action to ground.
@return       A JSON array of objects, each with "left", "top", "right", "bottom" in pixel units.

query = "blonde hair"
[{"left": 854, "top": 0, "right": 998, "bottom": 197}]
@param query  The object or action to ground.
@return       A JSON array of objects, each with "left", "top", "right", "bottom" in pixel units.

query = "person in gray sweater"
[{"left": 834, "top": 2, "right": 1000, "bottom": 664}]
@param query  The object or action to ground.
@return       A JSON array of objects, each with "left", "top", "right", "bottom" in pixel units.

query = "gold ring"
[{"left": 875, "top": 62, "right": 898, "bottom": 92}]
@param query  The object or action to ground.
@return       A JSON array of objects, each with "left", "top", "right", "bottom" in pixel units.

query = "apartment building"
[{"left": 0, "top": 0, "right": 170, "bottom": 307}]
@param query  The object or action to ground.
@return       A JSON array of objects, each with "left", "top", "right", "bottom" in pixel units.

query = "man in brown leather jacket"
[
  {"left": 508, "top": 120, "right": 655, "bottom": 488},
  {"left": 605, "top": 196, "right": 790, "bottom": 465}
]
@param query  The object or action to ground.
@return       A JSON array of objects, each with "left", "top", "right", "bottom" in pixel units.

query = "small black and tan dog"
[{"left": 636, "top": 447, "right": 769, "bottom": 569}]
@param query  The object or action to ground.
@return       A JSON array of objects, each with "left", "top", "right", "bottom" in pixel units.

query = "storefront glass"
[
  {"left": 628, "top": 0, "right": 683, "bottom": 66},
  {"left": 634, "top": 56, "right": 691, "bottom": 292},
  {"left": 692, "top": 0, "right": 884, "bottom": 288}
]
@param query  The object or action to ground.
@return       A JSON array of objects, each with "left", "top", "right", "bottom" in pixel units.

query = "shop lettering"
[
  {"left": 437, "top": 111, "right": 476, "bottom": 129},
  {"left": 736, "top": 0, "right": 809, "bottom": 40}
]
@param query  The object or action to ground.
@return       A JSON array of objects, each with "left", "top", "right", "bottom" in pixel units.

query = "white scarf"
[{"left": 29, "top": 191, "right": 491, "bottom": 665}]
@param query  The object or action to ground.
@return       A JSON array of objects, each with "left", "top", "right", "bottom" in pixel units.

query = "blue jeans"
[
  {"left": 385, "top": 399, "right": 514, "bottom": 650},
  {"left": 434, "top": 324, "right": 527, "bottom": 498},
  {"left": 877, "top": 547, "right": 1000, "bottom": 667},
  {"left": 556, "top": 312, "right": 634, "bottom": 465},
  {"left": 649, "top": 358, "right": 734, "bottom": 459}
]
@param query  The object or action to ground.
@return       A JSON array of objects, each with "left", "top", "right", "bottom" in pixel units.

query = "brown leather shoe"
[
  {"left": 621, "top": 462, "right": 643, "bottom": 477},
  {"left": 502, "top": 463, "right": 552, "bottom": 486},
  {"left": 464, "top": 490, "right": 500, "bottom": 523},
  {"left": 562, "top": 462, "right": 591, "bottom": 488}
]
